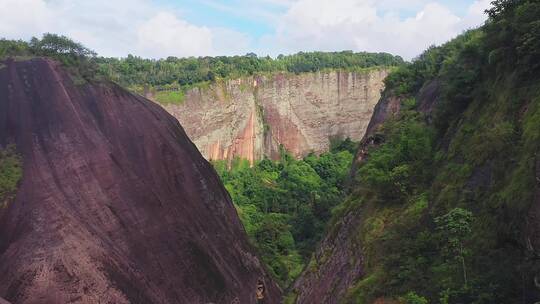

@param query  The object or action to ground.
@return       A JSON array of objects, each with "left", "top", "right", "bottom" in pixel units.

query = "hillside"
[
  {"left": 0, "top": 58, "right": 280, "bottom": 303},
  {"left": 292, "top": 0, "right": 540, "bottom": 303}
]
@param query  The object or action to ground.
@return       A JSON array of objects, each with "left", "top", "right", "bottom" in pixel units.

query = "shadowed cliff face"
[
  {"left": 0, "top": 58, "right": 281, "bottom": 304},
  {"left": 160, "top": 69, "right": 388, "bottom": 163}
]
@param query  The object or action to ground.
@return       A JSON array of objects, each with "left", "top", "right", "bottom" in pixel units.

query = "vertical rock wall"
[{"left": 161, "top": 69, "right": 389, "bottom": 163}]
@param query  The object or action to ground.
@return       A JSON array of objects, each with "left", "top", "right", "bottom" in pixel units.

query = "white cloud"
[
  {"left": 258, "top": 0, "right": 491, "bottom": 59},
  {"left": 136, "top": 12, "right": 213, "bottom": 58},
  {"left": 0, "top": 0, "right": 245, "bottom": 58},
  {"left": 212, "top": 28, "right": 253, "bottom": 56},
  {"left": 462, "top": 0, "right": 492, "bottom": 28},
  {"left": 0, "top": 0, "right": 492, "bottom": 59},
  {"left": 0, "top": 0, "right": 53, "bottom": 39}
]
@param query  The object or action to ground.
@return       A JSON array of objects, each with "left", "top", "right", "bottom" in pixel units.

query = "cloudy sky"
[{"left": 0, "top": 0, "right": 492, "bottom": 60}]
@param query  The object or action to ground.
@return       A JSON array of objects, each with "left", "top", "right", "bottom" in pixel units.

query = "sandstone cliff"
[
  {"left": 0, "top": 58, "right": 281, "bottom": 304},
  {"left": 160, "top": 69, "right": 388, "bottom": 163}
]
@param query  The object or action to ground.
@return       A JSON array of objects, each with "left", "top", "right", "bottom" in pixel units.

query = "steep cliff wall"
[
  {"left": 0, "top": 58, "right": 281, "bottom": 304},
  {"left": 160, "top": 69, "right": 388, "bottom": 163}
]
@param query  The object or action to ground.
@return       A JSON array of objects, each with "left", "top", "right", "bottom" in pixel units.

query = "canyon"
[{"left": 158, "top": 69, "right": 389, "bottom": 163}]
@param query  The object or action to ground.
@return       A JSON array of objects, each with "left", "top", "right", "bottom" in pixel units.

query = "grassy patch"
[{"left": 154, "top": 90, "right": 185, "bottom": 105}]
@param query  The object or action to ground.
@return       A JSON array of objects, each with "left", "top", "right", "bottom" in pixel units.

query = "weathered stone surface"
[
  {"left": 291, "top": 207, "right": 365, "bottom": 304},
  {"left": 0, "top": 58, "right": 281, "bottom": 304},
  {"left": 160, "top": 69, "right": 389, "bottom": 163},
  {"left": 0, "top": 297, "right": 11, "bottom": 304}
]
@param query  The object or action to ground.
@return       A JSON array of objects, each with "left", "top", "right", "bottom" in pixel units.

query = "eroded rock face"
[
  {"left": 0, "top": 58, "right": 281, "bottom": 304},
  {"left": 292, "top": 207, "right": 365, "bottom": 304},
  {"left": 160, "top": 69, "right": 388, "bottom": 163},
  {"left": 0, "top": 297, "right": 11, "bottom": 304}
]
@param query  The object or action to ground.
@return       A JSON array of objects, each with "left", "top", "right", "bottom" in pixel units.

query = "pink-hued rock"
[
  {"left": 0, "top": 58, "right": 281, "bottom": 304},
  {"left": 159, "top": 69, "right": 389, "bottom": 163},
  {"left": 0, "top": 297, "right": 11, "bottom": 304}
]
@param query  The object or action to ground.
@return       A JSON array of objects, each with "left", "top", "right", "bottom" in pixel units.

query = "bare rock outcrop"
[
  {"left": 291, "top": 207, "right": 365, "bottom": 304},
  {"left": 160, "top": 69, "right": 389, "bottom": 163},
  {"left": 0, "top": 58, "right": 281, "bottom": 304}
]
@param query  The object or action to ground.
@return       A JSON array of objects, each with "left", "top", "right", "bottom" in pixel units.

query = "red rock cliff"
[
  {"left": 160, "top": 69, "right": 389, "bottom": 163},
  {"left": 0, "top": 58, "right": 281, "bottom": 304}
]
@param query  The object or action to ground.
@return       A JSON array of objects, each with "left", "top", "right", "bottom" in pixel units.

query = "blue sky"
[
  {"left": 164, "top": 0, "right": 485, "bottom": 45},
  {"left": 174, "top": 0, "right": 474, "bottom": 28},
  {"left": 0, "top": 0, "right": 492, "bottom": 60}
]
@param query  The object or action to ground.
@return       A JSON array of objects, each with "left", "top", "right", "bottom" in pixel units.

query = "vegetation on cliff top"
[
  {"left": 95, "top": 51, "right": 403, "bottom": 89},
  {"left": 319, "top": 0, "right": 540, "bottom": 302},
  {"left": 0, "top": 33, "right": 99, "bottom": 83},
  {"left": 213, "top": 139, "right": 357, "bottom": 287},
  {"left": 1, "top": 34, "right": 403, "bottom": 98}
]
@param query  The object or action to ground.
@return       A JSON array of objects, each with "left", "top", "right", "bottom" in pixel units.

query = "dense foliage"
[
  {"left": 96, "top": 51, "right": 403, "bottom": 89},
  {"left": 324, "top": 0, "right": 540, "bottom": 303},
  {"left": 0, "top": 33, "right": 99, "bottom": 82},
  {"left": 0, "top": 145, "right": 22, "bottom": 205},
  {"left": 1, "top": 35, "right": 403, "bottom": 95},
  {"left": 214, "top": 140, "right": 356, "bottom": 287}
]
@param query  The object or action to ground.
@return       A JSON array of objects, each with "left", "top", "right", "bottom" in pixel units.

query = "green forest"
[
  {"left": 316, "top": 0, "right": 540, "bottom": 302},
  {"left": 213, "top": 139, "right": 357, "bottom": 287},
  {"left": 0, "top": 35, "right": 403, "bottom": 92},
  {"left": 95, "top": 51, "right": 403, "bottom": 89}
]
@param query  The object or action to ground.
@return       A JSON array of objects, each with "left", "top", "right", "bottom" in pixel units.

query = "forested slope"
[
  {"left": 214, "top": 140, "right": 357, "bottom": 287},
  {"left": 293, "top": 0, "right": 540, "bottom": 302}
]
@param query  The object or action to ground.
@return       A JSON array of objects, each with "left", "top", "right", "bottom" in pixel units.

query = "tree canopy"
[
  {"left": 214, "top": 141, "right": 356, "bottom": 287},
  {"left": 96, "top": 51, "right": 403, "bottom": 88}
]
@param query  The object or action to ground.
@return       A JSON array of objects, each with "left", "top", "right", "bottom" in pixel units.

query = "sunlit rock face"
[{"left": 159, "top": 69, "right": 389, "bottom": 163}]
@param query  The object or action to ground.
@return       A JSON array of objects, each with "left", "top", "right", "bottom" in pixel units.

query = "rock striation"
[
  {"left": 0, "top": 58, "right": 281, "bottom": 304},
  {"left": 159, "top": 69, "right": 389, "bottom": 163}
]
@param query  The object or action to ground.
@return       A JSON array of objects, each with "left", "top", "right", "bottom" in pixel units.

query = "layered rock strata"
[{"left": 160, "top": 69, "right": 389, "bottom": 163}]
